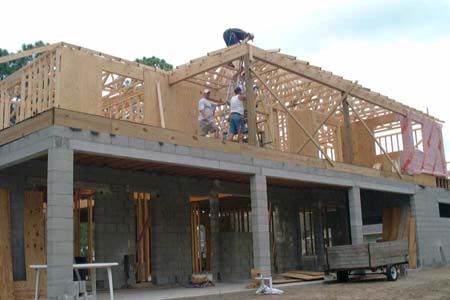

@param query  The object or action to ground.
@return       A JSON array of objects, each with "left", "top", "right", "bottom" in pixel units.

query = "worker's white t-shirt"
[
  {"left": 230, "top": 95, "right": 244, "bottom": 115},
  {"left": 198, "top": 98, "right": 215, "bottom": 121}
]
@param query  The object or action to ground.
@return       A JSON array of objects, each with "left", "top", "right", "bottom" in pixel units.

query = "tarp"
[{"left": 399, "top": 112, "right": 447, "bottom": 177}]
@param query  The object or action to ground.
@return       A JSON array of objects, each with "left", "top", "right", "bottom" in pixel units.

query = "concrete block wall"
[
  {"left": 94, "top": 186, "right": 136, "bottom": 289},
  {"left": 269, "top": 189, "right": 300, "bottom": 273},
  {"left": 219, "top": 232, "right": 253, "bottom": 281},
  {"left": 150, "top": 177, "right": 192, "bottom": 285},
  {"left": 414, "top": 186, "right": 450, "bottom": 267}
]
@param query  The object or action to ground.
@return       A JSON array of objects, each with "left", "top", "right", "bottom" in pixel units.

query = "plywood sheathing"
[
  {"left": 0, "top": 189, "right": 14, "bottom": 300},
  {"left": 382, "top": 207, "right": 417, "bottom": 268}
]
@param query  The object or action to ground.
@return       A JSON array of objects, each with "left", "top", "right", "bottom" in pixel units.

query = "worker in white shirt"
[
  {"left": 198, "top": 89, "right": 218, "bottom": 137},
  {"left": 227, "top": 86, "right": 247, "bottom": 142}
]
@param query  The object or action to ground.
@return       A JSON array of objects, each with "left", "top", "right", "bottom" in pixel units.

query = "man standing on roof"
[
  {"left": 223, "top": 28, "right": 254, "bottom": 47},
  {"left": 227, "top": 87, "right": 247, "bottom": 142},
  {"left": 198, "top": 89, "right": 218, "bottom": 137}
]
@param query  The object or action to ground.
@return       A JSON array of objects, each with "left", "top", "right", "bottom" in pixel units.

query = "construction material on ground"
[
  {"left": 190, "top": 273, "right": 215, "bottom": 288},
  {"left": 246, "top": 269, "right": 262, "bottom": 289},
  {"left": 279, "top": 272, "right": 324, "bottom": 281},
  {"left": 271, "top": 270, "right": 325, "bottom": 285}
]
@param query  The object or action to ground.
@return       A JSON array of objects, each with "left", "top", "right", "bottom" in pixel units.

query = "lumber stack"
[{"left": 273, "top": 270, "right": 324, "bottom": 284}]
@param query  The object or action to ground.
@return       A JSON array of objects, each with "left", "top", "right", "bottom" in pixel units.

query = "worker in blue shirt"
[{"left": 223, "top": 29, "right": 254, "bottom": 46}]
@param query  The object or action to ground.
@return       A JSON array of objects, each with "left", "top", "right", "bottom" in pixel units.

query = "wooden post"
[
  {"left": 87, "top": 194, "right": 93, "bottom": 263},
  {"left": 156, "top": 82, "right": 165, "bottom": 128},
  {"left": 73, "top": 189, "right": 80, "bottom": 257},
  {"left": 144, "top": 195, "right": 150, "bottom": 280},
  {"left": 342, "top": 97, "right": 353, "bottom": 164},
  {"left": 244, "top": 54, "right": 257, "bottom": 145}
]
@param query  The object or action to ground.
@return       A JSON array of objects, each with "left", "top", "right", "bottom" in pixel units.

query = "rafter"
[{"left": 169, "top": 44, "right": 248, "bottom": 85}]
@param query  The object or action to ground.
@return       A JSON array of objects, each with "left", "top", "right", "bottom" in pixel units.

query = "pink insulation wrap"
[{"left": 399, "top": 112, "right": 447, "bottom": 176}]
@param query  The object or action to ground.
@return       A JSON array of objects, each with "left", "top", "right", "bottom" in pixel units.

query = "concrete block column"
[
  {"left": 10, "top": 176, "right": 26, "bottom": 280},
  {"left": 348, "top": 186, "right": 364, "bottom": 245},
  {"left": 250, "top": 175, "right": 271, "bottom": 276},
  {"left": 47, "top": 147, "right": 74, "bottom": 299}
]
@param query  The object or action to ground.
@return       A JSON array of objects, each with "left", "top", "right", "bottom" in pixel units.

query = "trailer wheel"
[
  {"left": 336, "top": 270, "right": 349, "bottom": 282},
  {"left": 386, "top": 265, "right": 398, "bottom": 281}
]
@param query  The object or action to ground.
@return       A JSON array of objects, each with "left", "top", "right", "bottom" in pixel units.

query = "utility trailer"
[{"left": 325, "top": 240, "right": 409, "bottom": 282}]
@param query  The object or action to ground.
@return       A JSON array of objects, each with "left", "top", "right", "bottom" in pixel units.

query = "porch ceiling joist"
[{"left": 168, "top": 44, "right": 249, "bottom": 85}]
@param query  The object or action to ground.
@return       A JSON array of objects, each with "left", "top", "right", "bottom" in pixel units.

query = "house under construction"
[{"left": 0, "top": 42, "right": 449, "bottom": 299}]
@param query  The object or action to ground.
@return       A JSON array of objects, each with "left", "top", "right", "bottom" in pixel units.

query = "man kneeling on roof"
[
  {"left": 227, "top": 86, "right": 247, "bottom": 143},
  {"left": 223, "top": 28, "right": 254, "bottom": 47},
  {"left": 198, "top": 89, "right": 219, "bottom": 137}
]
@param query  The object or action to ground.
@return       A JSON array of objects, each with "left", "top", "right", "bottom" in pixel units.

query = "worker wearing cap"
[
  {"left": 198, "top": 89, "right": 218, "bottom": 137},
  {"left": 227, "top": 87, "right": 247, "bottom": 142},
  {"left": 223, "top": 28, "right": 254, "bottom": 47}
]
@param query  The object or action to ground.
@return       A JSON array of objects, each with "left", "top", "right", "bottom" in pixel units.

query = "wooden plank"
[
  {"left": 87, "top": 195, "right": 93, "bottom": 263},
  {"left": 409, "top": 217, "right": 417, "bottom": 268},
  {"left": 54, "top": 108, "right": 112, "bottom": 133},
  {"left": 156, "top": 82, "right": 166, "bottom": 128},
  {"left": 288, "top": 270, "right": 325, "bottom": 276},
  {"left": 169, "top": 44, "right": 248, "bottom": 85},
  {"left": 74, "top": 189, "right": 81, "bottom": 257},
  {"left": 244, "top": 54, "right": 257, "bottom": 145},
  {"left": 0, "top": 189, "right": 14, "bottom": 300},
  {"left": 0, "top": 43, "right": 58, "bottom": 64},
  {"left": 327, "top": 244, "right": 370, "bottom": 270},
  {"left": 58, "top": 47, "right": 103, "bottom": 115},
  {"left": 24, "top": 191, "right": 46, "bottom": 296},
  {"left": 369, "top": 240, "right": 409, "bottom": 267},
  {"left": 0, "top": 109, "right": 53, "bottom": 147},
  {"left": 279, "top": 272, "right": 323, "bottom": 281},
  {"left": 144, "top": 196, "right": 151, "bottom": 280},
  {"left": 273, "top": 278, "right": 302, "bottom": 284}
]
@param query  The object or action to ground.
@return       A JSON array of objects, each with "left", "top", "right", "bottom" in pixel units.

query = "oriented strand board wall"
[
  {"left": 169, "top": 82, "right": 201, "bottom": 134},
  {"left": 0, "top": 189, "right": 14, "bottom": 300},
  {"left": 57, "top": 47, "right": 201, "bottom": 134},
  {"left": 16, "top": 191, "right": 47, "bottom": 297},
  {"left": 341, "top": 114, "right": 398, "bottom": 168},
  {"left": 58, "top": 47, "right": 103, "bottom": 115},
  {"left": 143, "top": 72, "right": 205, "bottom": 134},
  {"left": 287, "top": 110, "right": 319, "bottom": 158}
]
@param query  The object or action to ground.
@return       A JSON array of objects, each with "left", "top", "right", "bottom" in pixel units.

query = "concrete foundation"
[{"left": 0, "top": 125, "right": 449, "bottom": 298}]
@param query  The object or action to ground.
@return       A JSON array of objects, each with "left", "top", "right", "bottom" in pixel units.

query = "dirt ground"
[{"left": 198, "top": 267, "right": 450, "bottom": 300}]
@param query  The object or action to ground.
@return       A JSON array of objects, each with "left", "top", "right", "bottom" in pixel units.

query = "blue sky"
[{"left": 2, "top": 0, "right": 450, "bottom": 165}]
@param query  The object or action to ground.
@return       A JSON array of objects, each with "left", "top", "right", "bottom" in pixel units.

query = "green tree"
[
  {"left": 135, "top": 56, "right": 173, "bottom": 71},
  {"left": 0, "top": 41, "right": 48, "bottom": 80}
]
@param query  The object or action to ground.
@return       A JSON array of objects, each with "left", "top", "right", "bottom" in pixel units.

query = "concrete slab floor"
[{"left": 97, "top": 281, "right": 324, "bottom": 300}]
